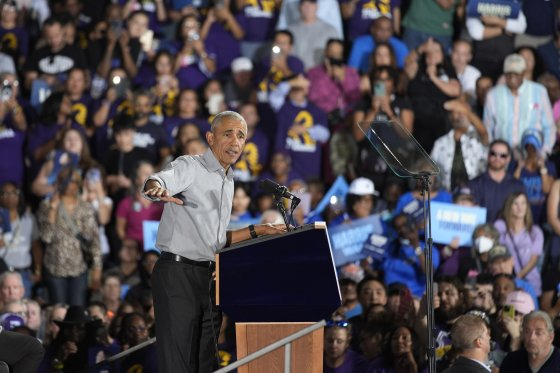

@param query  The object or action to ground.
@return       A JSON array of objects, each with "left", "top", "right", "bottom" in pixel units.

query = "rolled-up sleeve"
[{"left": 143, "top": 156, "right": 195, "bottom": 200}]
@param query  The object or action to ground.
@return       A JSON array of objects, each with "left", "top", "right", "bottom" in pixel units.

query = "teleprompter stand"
[{"left": 357, "top": 119, "right": 440, "bottom": 373}]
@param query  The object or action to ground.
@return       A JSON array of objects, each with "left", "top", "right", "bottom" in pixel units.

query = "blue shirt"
[
  {"left": 467, "top": 172, "right": 526, "bottom": 222},
  {"left": 348, "top": 35, "right": 409, "bottom": 73},
  {"left": 383, "top": 241, "right": 440, "bottom": 297},
  {"left": 483, "top": 80, "right": 556, "bottom": 154}
]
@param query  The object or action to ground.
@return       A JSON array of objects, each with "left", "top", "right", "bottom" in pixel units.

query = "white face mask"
[{"left": 475, "top": 236, "right": 493, "bottom": 254}]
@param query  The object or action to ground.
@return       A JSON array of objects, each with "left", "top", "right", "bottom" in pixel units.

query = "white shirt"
[
  {"left": 430, "top": 126, "right": 488, "bottom": 191},
  {"left": 457, "top": 64, "right": 481, "bottom": 97},
  {"left": 276, "top": 0, "right": 343, "bottom": 39},
  {"left": 0, "top": 212, "right": 39, "bottom": 269}
]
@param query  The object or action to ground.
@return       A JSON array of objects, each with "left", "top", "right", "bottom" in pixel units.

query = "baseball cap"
[
  {"left": 231, "top": 57, "right": 253, "bottom": 73},
  {"left": 503, "top": 54, "right": 527, "bottom": 74},
  {"left": 0, "top": 313, "right": 24, "bottom": 331},
  {"left": 521, "top": 129, "right": 543, "bottom": 151},
  {"left": 452, "top": 186, "right": 476, "bottom": 203},
  {"left": 487, "top": 245, "right": 511, "bottom": 262},
  {"left": 348, "top": 177, "right": 379, "bottom": 196},
  {"left": 505, "top": 290, "right": 535, "bottom": 315}
]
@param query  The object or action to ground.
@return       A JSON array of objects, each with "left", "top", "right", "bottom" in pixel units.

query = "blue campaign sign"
[
  {"left": 328, "top": 214, "right": 383, "bottom": 267},
  {"left": 305, "top": 175, "right": 349, "bottom": 222},
  {"left": 466, "top": 0, "right": 520, "bottom": 19},
  {"left": 143, "top": 220, "right": 160, "bottom": 252},
  {"left": 431, "top": 202, "right": 487, "bottom": 246}
]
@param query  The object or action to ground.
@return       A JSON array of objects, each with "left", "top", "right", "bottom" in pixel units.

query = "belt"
[{"left": 160, "top": 251, "right": 215, "bottom": 269}]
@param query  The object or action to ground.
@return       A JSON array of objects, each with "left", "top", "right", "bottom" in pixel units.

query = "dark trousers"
[
  {"left": 152, "top": 257, "right": 221, "bottom": 373},
  {"left": 0, "top": 330, "right": 44, "bottom": 373}
]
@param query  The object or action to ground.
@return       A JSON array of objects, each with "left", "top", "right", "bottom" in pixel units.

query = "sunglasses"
[
  {"left": 326, "top": 320, "right": 349, "bottom": 328},
  {"left": 489, "top": 150, "right": 508, "bottom": 159}
]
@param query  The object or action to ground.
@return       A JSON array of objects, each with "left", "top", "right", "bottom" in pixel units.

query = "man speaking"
[{"left": 143, "top": 111, "right": 285, "bottom": 372}]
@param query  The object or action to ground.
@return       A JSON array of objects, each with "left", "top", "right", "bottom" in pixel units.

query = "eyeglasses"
[
  {"left": 489, "top": 150, "right": 508, "bottom": 159},
  {"left": 0, "top": 190, "right": 19, "bottom": 197},
  {"left": 326, "top": 320, "right": 349, "bottom": 328}
]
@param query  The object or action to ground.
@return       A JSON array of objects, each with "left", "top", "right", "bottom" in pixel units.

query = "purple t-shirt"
[
  {"left": 256, "top": 55, "right": 305, "bottom": 95},
  {"left": 237, "top": 0, "right": 279, "bottom": 42},
  {"left": 70, "top": 94, "right": 94, "bottom": 128},
  {"left": 274, "top": 100, "right": 328, "bottom": 178},
  {"left": 0, "top": 26, "right": 29, "bottom": 59},
  {"left": 233, "top": 128, "right": 270, "bottom": 181},
  {"left": 26, "top": 121, "right": 87, "bottom": 178},
  {"left": 205, "top": 20, "right": 242, "bottom": 73},
  {"left": 163, "top": 115, "right": 210, "bottom": 145},
  {"left": 0, "top": 115, "right": 26, "bottom": 187},
  {"left": 324, "top": 349, "right": 368, "bottom": 373},
  {"left": 90, "top": 98, "right": 131, "bottom": 163},
  {"left": 341, "top": 0, "right": 400, "bottom": 41}
]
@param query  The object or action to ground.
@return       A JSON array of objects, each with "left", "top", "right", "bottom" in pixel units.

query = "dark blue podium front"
[{"left": 216, "top": 223, "right": 341, "bottom": 322}]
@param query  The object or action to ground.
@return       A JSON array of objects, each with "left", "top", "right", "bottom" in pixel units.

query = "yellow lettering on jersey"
[{"left": 71, "top": 103, "right": 88, "bottom": 126}]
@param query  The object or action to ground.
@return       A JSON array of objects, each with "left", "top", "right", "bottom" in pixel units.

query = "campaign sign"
[
  {"left": 466, "top": 0, "right": 520, "bottom": 19},
  {"left": 431, "top": 202, "right": 487, "bottom": 246},
  {"left": 143, "top": 220, "right": 160, "bottom": 252},
  {"left": 328, "top": 214, "right": 383, "bottom": 267}
]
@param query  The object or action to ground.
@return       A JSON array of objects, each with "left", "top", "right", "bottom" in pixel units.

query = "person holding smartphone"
[{"left": 307, "top": 39, "right": 361, "bottom": 118}]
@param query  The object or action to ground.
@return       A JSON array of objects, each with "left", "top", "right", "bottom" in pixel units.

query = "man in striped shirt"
[{"left": 483, "top": 54, "right": 556, "bottom": 155}]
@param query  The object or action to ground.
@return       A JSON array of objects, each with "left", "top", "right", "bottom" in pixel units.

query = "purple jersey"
[
  {"left": 342, "top": 0, "right": 400, "bottom": 41},
  {"left": 204, "top": 20, "right": 242, "bottom": 73},
  {"left": 163, "top": 115, "right": 210, "bottom": 145},
  {"left": 256, "top": 55, "right": 305, "bottom": 95},
  {"left": 237, "top": 0, "right": 279, "bottom": 42},
  {"left": 26, "top": 121, "right": 86, "bottom": 178},
  {"left": 233, "top": 128, "right": 270, "bottom": 181},
  {"left": 70, "top": 94, "right": 94, "bottom": 128},
  {"left": 91, "top": 98, "right": 132, "bottom": 163},
  {"left": 0, "top": 115, "right": 26, "bottom": 186},
  {"left": 274, "top": 100, "right": 327, "bottom": 178},
  {"left": 0, "top": 26, "right": 29, "bottom": 59}
]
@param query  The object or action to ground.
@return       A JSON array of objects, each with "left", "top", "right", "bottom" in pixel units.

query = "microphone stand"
[
  {"left": 419, "top": 175, "right": 436, "bottom": 373},
  {"left": 273, "top": 191, "right": 292, "bottom": 232}
]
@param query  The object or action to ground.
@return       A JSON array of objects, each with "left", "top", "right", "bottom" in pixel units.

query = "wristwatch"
[
  {"left": 414, "top": 246, "right": 423, "bottom": 256},
  {"left": 540, "top": 167, "right": 548, "bottom": 175},
  {"left": 248, "top": 224, "right": 258, "bottom": 239}
]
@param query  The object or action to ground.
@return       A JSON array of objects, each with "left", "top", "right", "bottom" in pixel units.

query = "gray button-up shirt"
[{"left": 144, "top": 148, "right": 234, "bottom": 261}]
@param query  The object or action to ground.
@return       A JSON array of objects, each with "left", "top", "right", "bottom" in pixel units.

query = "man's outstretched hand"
[{"left": 144, "top": 181, "right": 184, "bottom": 205}]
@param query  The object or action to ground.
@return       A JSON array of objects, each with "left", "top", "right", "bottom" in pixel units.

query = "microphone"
[{"left": 259, "top": 179, "right": 301, "bottom": 205}]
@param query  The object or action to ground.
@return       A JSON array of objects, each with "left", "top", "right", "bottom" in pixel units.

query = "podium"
[{"left": 216, "top": 222, "right": 341, "bottom": 372}]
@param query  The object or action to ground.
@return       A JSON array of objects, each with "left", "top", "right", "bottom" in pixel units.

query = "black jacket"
[{"left": 442, "top": 356, "right": 490, "bottom": 373}]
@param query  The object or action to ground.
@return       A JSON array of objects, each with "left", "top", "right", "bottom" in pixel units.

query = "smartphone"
[
  {"left": 271, "top": 45, "right": 282, "bottom": 59},
  {"left": 111, "top": 76, "right": 130, "bottom": 99},
  {"left": 502, "top": 304, "right": 515, "bottom": 319},
  {"left": 86, "top": 168, "right": 101, "bottom": 184},
  {"left": 139, "top": 30, "right": 154, "bottom": 53},
  {"left": 373, "top": 81, "right": 385, "bottom": 97},
  {"left": 0, "top": 80, "right": 12, "bottom": 102}
]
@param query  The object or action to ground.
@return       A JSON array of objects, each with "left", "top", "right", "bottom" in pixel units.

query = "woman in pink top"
[{"left": 116, "top": 161, "right": 163, "bottom": 247}]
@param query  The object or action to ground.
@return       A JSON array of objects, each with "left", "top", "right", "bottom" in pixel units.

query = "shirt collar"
[{"left": 202, "top": 148, "right": 234, "bottom": 178}]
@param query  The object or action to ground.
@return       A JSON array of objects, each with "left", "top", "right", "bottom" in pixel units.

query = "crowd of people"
[{"left": 1, "top": 0, "right": 560, "bottom": 371}]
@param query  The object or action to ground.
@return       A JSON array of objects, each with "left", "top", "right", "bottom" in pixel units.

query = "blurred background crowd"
[{"left": 1, "top": 0, "right": 560, "bottom": 371}]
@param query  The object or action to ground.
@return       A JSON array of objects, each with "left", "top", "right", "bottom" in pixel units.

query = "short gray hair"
[
  {"left": 210, "top": 111, "right": 247, "bottom": 133},
  {"left": 0, "top": 271, "right": 23, "bottom": 288},
  {"left": 523, "top": 311, "right": 554, "bottom": 333}
]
